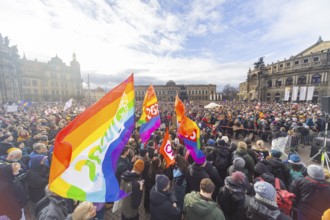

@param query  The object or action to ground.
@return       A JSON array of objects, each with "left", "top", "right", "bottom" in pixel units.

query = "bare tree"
[{"left": 222, "top": 84, "right": 238, "bottom": 100}]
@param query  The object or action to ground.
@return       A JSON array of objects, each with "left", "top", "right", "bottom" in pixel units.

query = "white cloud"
[{"left": 0, "top": 0, "right": 329, "bottom": 92}]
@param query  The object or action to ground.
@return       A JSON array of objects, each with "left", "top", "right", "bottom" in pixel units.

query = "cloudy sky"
[{"left": 1, "top": 0, "right": 330, "bottom": 91}]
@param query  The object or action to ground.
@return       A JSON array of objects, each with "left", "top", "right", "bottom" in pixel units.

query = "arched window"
[
  {"left": 298, "top": 76, "right": 307, "bottom": 85},
  {"left": 267, "top": 80, "right": 272, "bottom": 88},
  {"left": 266, "top": 93, "right": 271, "bottom": 101},
  {"left": 286, "top": 77, "right": 293, "bottom": 86},
  {"left": 275, "top": 79, "right": 282, "bottom": 87},
  {"left": 311, "top": 74, "right": 321, "bottom": 84}
]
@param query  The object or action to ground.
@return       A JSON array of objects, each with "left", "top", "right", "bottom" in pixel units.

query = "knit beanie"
[
  {"left": 156, "top": 174, "right": 170, "bottom": 191},
  {"left": 225, "top": 171, "right": 246, "bottom": 189},
  {"left": 233, "top": 157, "right": 245, "bottom": 169},
  {"left": 254, "top": 181, "right": 277, "bottom": 207},
  {"left": 133, "top": 159, "right": 145, "bottom": 173},
  {"left": 307, "top": 164, "right": 325, "bottom": 180},
  {"left": 270, "top": 149, "right": 282, "bottom": 158}
]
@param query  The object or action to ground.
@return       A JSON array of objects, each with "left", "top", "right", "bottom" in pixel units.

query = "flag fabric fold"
[
  {"left": 175, "top": 95, "right": 185, "bottom": 126},
  {"left": 159, "top": 128, "right": 175, "bottom": 168},
  {"left": 177, "top": 115, "right": 206, "bottom": 164},
  {"left": 137, "top": 85, "right": 161, "bottom": 144},
  {"left": 49, "top": 74, "right": 135, "bottom": 202},
  {"left": 63, "top": 98, "right": 73, "bottom": 111}
]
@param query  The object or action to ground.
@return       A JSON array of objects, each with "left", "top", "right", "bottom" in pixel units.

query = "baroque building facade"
[
  {"left": 0, "top": 34, "right": 21, "bottom": 102},
  {"left": 238, "top": 37, "right": 330, "bottom": 103},
  {"left": 135, "top": 80, "right": 219, "bottom": 102},
  {"left": 0, "top": 33, "right": 83, "bottom": 103}
]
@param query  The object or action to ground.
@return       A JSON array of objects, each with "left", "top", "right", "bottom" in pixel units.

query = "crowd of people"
[{"left": 0, "top": 100, "right": 330, "bottom": 220}]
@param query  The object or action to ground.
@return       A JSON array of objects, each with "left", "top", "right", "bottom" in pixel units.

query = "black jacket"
[
  {"left": 291, "top": 176, "right": 330, "bottom": 220},
  {"left": 150, "top": 185, "right": 181, "bottom": 220},
  {"left": 27, "top": 166, "right": 49, "bottom": 203},
  {"left": 255, "top": 173, "right": 287, "bottom": 190},
  {"left": 120, "top": 171, "right": 143, "bottom": 219},
  {"left": 185, "top": 163, "right": 209, "bottom": 193},
  {"left": 263, "top": 158, "right": 290, "bottom": 187},
  {"left": 116, "top": 157, "right": 131, "bottom": 183},
  {"left": 244, "top": 196, "right": 292, "bottom": 220}
]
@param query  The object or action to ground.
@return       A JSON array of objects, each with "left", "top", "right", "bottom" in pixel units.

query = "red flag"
[{"left": 159, "top": 128, "right": 175, "bottom": 168}]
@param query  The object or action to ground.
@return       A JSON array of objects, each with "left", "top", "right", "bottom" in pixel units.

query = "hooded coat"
[
  {"left": 149, "top": 185, "right": 181, "bottom": 220},
  {"left": 184, "top": 191, "right": 225, "bottom": 220},
  {"left": 120, "top": 171, "right": 143, "bottom": 219},
  {"left": 27, "top": 155, "right": 49, "bottom": 202}
]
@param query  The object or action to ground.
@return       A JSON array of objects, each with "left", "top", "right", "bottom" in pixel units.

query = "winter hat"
[
  {"left": 254, "top": 181, "right": 277, "bottom": 207},
  {"left": 288, "top": 154, "right": 301, "bottom": 164},
  {"left": 29, "top": 155, "right": 48, "bottom": 170},
  {"left": 270, "top": 149, "right": 282, "bottom": 158},
  {"left": 233, "top": 157, "right": 245, "bottom": 169},
  {"left": 221, "top": 136, "right": 229, "bottom": 144},
  {"left": 237, "top": 142, "right": 247, "bottom": 151},
  {"left": 156, "top": 174, "right": 170, "bottom": 191},
  {"left": 243, "top": 137, "right": 252, "bottom": 145},
  {"left": 207, "top": 139, "right": 215, "bottom": 146},
  {"left": 133, "top": 159, "right": 145, "bottom": 173},
  {"left": 225, "top": 171, "right": 246, "bottom": 189},
  {"left": 307, "top": 164, "right": 325, "bottom": 180}
]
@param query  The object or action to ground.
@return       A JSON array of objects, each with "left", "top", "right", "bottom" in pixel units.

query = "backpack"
[{"left": 274, "top": 178, "right": 295, "bottom": 216}]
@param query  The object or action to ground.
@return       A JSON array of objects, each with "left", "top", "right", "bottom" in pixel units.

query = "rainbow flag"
[
  {"left": 137, "top": 85, "right": 161, "bottom": 144},
  {"left": 177, "top": 115, "right": 205, "bottom": 164},
  {"left": 49, "top": 74, "right": 135, "bottom": 202},
  {"left": 175, "top": 95, "right": 185, "bottom": 125}
]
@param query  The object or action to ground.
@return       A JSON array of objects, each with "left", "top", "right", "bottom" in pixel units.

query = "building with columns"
[
  {"left": 135, "top": 80, "right": 219, "bottom": 102},
  {"left": 238, "top": 37, "right": 330, "bottom": 103}
]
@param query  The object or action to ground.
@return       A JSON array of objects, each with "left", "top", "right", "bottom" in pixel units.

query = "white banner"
[
  {"left": 210, "top": 94, "right": 213, "bottom": 100},
  {"left": 284, "top": 87, "right": 290, "bottom": 101},
  {"left": 299, "top": 86, "right": 307, "bottom": 101},
  {"left": 306, "top": 86, "right": 315, "bottom": 101},
  {"left": 6, "top": 105, "right": 18, "bottom": 112},
  {"left": 63, "top": 98, "right": 73, "bottom": 111},
  {"left": 271, "top": 136, "right": 289, "bottom": 157},
  {"left": 292, "top": 87, "right": 299, "bottom": 101}
]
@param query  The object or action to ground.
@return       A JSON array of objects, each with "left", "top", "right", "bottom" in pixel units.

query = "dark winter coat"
[
  {"left": 27, "top": 166, "right": 49, "bottom": 203},
  {"left": 205, "top": 161, "right": 223, "bottom": 200},
  {"left": 218, "top": 183, "right": 246, "bottom": 220},
  {"left": 116, "top": 157, "right": 132, "bottom": 183},
  {"left": 254, "top": 173, "right": 287, "bottom": 190},
  {"left": 120, "top": 171, "right": 143, "bottom": 219},
  {"left": 185, "top": 163, "right": 210, "bottom": 193},
  {"left": 234, "top": 150, "right": 255, "bottom": 183},
  {"left": 37, "top": 195, "right": 71, "bottom": 220},
  {"left": 291, "top": 176, "right": 330, "bottom": 220},
  {"left": 263, "top": 158, "right": 290, "bottom": 187},
  {"left": 244, "top": 196, "right": 292, "bottom": 220},
  {"left": 150, "top": 185, "right": 181, "bottom": 220},
  {"left": 0, "top": 164, "right": 22, "bottom": 220}
]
